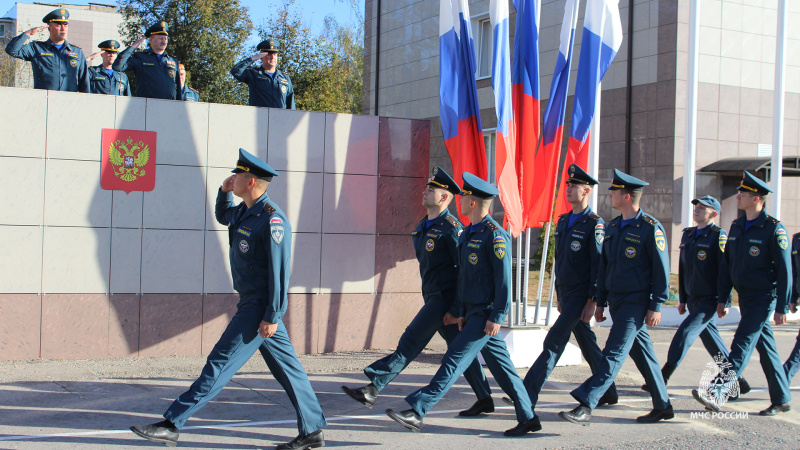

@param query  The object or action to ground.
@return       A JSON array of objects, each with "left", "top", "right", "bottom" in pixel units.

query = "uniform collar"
[
  {"left": 735, "top": 210, "right": 767, "bottom": 228},
  {"left": 241, "top": 191, "right": 271, "bottom": 220},
  {"left": 46, "top": 39, "right": 71, "bottom": 51},
  {"left": 148, "top": 49, "right": 171, "bottom": 58}
]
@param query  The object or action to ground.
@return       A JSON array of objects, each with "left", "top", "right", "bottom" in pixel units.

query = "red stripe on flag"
[
  {"left": 527, "top": 124, "right": 563, "bottom": 227},
  {"left": 496, "top": 127, "right": 524, "bottom": 237},
  {"left": 511, "top": 84, "right": 542, "bottom": 228},
  {"left": 444, "top": 116, "right": 488, "bottom": 224},
  {"left": 555, "top": 133, "right": 591, "bottom": 217}
]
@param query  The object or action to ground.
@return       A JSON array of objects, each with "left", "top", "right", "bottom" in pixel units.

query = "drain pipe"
[{"left": 624, "top": 0, "right": 633, "bottom": 172}]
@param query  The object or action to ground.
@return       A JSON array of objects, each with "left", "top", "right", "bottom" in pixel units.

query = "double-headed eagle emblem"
[
  {"left": 108, "top": 137, "right": 150, "bottom": 182},
  {"left": 697, "top": 354, "right": 740, "bottom": 409}
]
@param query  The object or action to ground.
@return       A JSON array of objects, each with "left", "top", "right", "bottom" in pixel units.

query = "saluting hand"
[
  {"left": 87, "top": 51, "right": 102, "bottom": 61},
  {"left": 132, "top": 36, "right": 146, "bottom": 48},
  {"left": 221, "top": 175, "right": 235, "bottom": 193},
  {"left": 250, "top": 52, "right": 266, "bottom": 61},
  {"left": 717, "top": 304, "right": 728, "bottom": 319},
  {"left": 259, "top": 321, "right": 278, "bottom": 338},
  {"left": 24, "top": 26, "right": 47, "bottom": 36},
  {"left": 678, "top": 302, "right": 686, "bottom": 315}
]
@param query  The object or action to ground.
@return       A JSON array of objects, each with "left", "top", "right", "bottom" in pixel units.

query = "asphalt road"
[{"left": 1, "top": 324, "right": 799, "bottom": 449}]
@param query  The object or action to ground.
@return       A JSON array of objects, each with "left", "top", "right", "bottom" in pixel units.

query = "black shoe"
[
  {"left": 558, "top": 405, "right": 592, "bottom": 425},
  {"left": 458, "top": 397, "right": 495, "bottom": 416},
  {"left": 501, "top": 396, "right": 515, "bottom": 406},
  {"left": 341, "top": 384, "right": 378, "bottom": 409},
  {"left": 640, "top": 383, "right": 649, "bottom": 392},
  {"left": 636, "top": 405, "right": 674, "bottom": 423},
  {"left": 130, "top": 420, "right": 179, "bottom": 447},
  {"left": 759, "top": 403, "right": 791, "bottom": 416},
  {"left": 275, "top": 429, "right": 324, "bottom": 450},
  {"left": 738, "top": 377, "right": 751, "bottom": 395},
  {"left": 503, "top": 416, "right": 542, "bottom": 436},
  {"left": 597, "top": 392, "right": 619, "bottom": 407},
  {"left": 386, "top": 408, "right": 422, "bottom": 433},
  {"left": 691, "top": 389, "right": 720, "bottom": 413}
]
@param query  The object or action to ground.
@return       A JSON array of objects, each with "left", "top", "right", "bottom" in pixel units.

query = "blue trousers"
[
  {"left": 163, "top": 301, "right": 327, "bottom": 435},
  {"left": 571, "top": 295, "right": 670, "bottom": 410},
  {"left": 405, "top": 313, "right": 534, "bottom": 422},
  {"left": 364, "top": 295, "right": 491, "bottom": 399},
  {"left": 785, "top": 328, "right": 800, "bottom": 382},
  {"left": 666, "top": 298, "right": 729, "bottom": 367},
  {"left": 721, "top": 293, "right": 791, "bottom": 405},
  {"left": 523, "top": 292, "right": 617, "bottom": 409}
]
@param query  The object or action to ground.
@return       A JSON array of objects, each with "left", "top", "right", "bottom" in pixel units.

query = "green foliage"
[
  {"left": 117, "top": 0, "right": 253, "bottom": 105},
  {"left": 258, "top": 0, "right": 363, "bottom": 113}
]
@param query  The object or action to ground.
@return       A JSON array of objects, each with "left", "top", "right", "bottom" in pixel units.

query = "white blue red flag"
[
  {"left": 490, "top": 0, "right": 523, "bottom": 237},
  {"left": 511, "top": 0, "right": 541, "bottom": 228},
  {"left": 556, "top": 0, "right": 622, "bottom": 216},
  {"left": 440, "top": 0, "right": 488, "bottom": 222},
  {"left": 530, "top": 0, "right": 579, "bottom": 226}
]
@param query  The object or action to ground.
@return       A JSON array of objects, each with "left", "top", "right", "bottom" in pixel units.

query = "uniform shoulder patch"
[
  {"left": 264, "top": 202, "right": 276, "bottom": 215},
  {"left": 682, "top": 227, "right": 691, "bottom": 233},
  {"left": 643, "top": 215, "right": 657, "bottom": 225},
  {"left": 446, "top": 215, "right": 460, "bottom": 228},
  {"left": 589, "top": 213, "right": 601, "bottom": 221},
  {"left": 486, "top": 222, "right": 498, "bottom": 231},
  {"left": 766, "top": 216, "right": 779, "bottom": 225}
]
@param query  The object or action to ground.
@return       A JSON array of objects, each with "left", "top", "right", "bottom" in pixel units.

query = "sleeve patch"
[
  {"left": 654, "top": 228, "right": 666, "bottom": 252},
  {"left": 595, "top": 223, "right": 605, "bottom": 244}
]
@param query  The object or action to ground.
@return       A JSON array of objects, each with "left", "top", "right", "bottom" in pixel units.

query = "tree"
[
  {"left": 118, "top": 0, "right": 253, "bottom": 105},
  {"left": 257, "top": 0, "right": 363, "bottom": 113}
]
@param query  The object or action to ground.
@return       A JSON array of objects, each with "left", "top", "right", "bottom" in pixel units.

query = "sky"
[{"left": 1, "top": 0, "right": 364, "bottom": 46}]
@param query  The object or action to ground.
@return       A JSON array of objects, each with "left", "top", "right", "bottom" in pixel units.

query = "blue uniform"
[
  {"left": 231, "top": 57, "right": 295, "bottom": 109},
  {"left": 113, "top": 46, "right": 181, "bottom": 100},
  {"left": 784, "top": 233, "right": 800, "bottom": 381},
  {"left": 571, "top": 209, "right": 671, "bottom": 410},
  {"left": 523, "top": 207, "right": 617, "bottom": 407},
  {"left": 664, "top": 225, "right": 730, "bottom": 368},
  {"left": 88, "top": 65, "right": 130, "bottom": 96},
  {"left": 162, "top": 188, "right": 327, "bottom": 436},
  {"left": 404, "top": 215, "right": 534, "bottom": 422},
  {"left": 182, "top": 87, "right": 200, "bottom": 102},
  {"left": 363, "top": 210, "right": 491, "bottom": 399},
  {"left": 4, "top": 34, "right": 89, "bottom": 92},
  {"left": 717, "top": 211, "right": 792, "bottom": 405}
]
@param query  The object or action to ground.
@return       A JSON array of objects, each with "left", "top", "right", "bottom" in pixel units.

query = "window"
[
  {"left": 483, "top": 129, "right": 496, "bottom": 186},
  {"left": 472, "top": 15, "right": 492, "bottom": 79}
]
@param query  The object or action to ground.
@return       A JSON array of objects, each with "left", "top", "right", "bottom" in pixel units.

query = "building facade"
[
  {"left": 1, "top": 2, "right": 123, "bottom": 88},
  {"left": 362, "top": 0, "right": 800, "bottom": 269}
]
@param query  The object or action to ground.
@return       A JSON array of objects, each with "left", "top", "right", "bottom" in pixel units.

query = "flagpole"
[
  {"left": 682, "top": 0, "right": 700, "bottom": 228},
  {"left": 523, "top": 228, "right": 532, "bottom": 324},
  {"left": 769, "top": 0, "right": 787, "bottom": 217},
  {"left": 534, "top": 222, "right": 551, "bottom": 324},
  {"left": 515, "top": 231, "right": 523, "bottom": 325}
]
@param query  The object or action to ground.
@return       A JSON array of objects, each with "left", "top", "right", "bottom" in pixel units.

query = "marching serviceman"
[
  {"left": 341, "top": 167, "right": 494, "bottom": 417},
  {"left": 130, "top": 149, "right": 327, "bottom": 449},
  {"left": 519, "top": 164, "right": 618, "bottom": 410},
  {"left": 641, "top": 195, "right": 750, "bottom": 396},
  {"left": 231, "top": 38, "right": 295, "bottom": 109},
  {"left": 86, "top": 40, "right": 130, "bottom": 96},
  {"left": 4, "top": 8, "right": 89, "bottom": 92},
  {"left": 113, "top": 21, "right": 181, "bottom": 100},
  {"left": 385, "top": 173, "right": 540, "bottom": 437},
  {"left": 692, "top": 171, "right": 792, "bottom": 416},
  {"left": 559, "top": 169, "right": 674, "bottom": 425}
]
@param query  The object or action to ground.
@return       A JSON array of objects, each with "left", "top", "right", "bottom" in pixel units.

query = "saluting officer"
[
  {"left": 113, "top": 21, "right": 181, "bottom": 100},
  {"left": 231, "top": 39, "right": 295, "bottom": 109},
  {"left": 519, "top": 165, "right": 618, "bottom": 411},
  {"left": 85, "top": 40, "right": 130, "bottom": 96},
  {"left": 385, "top": 173, "right": 540, "bottom": 437},
  {"left": 559, "top": 169, "right": 673, "bottom": 425},
  {"left": 341, "top": 167, "right": 494, "bottom": 417},
  {"left": 783, "top": 232, "right": 800, "bottom": 382},
  {"left": 179, "top": 64, "right": 200, "bottom": 101},
  {"left": 693, "top": 171, "right": 792, "bottom": 416},
  {"left": 641, "top": 196, "right": 750, "bottom": 395},
  {"left": 130, "top": 149, "right": 327, "bottom": 450},
  {"left": 4, "top": 8, "right": 89, "bottom": 92}
]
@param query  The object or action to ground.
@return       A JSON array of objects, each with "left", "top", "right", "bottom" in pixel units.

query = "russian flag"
[
  {"left": 511, "top": 0, "right": 542, "bottom": 229},
  {"left": 490, "top": 0, "right": 523, "bottom": 238},
  {"left": 440, "top": 0, "right": 488, "bottom": 222},
  {"left": 529, "top": 0, "right": 580, "bottom": 226},
  {"left": 556, "top": 0, "right": 623, "bottom": 215}
]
